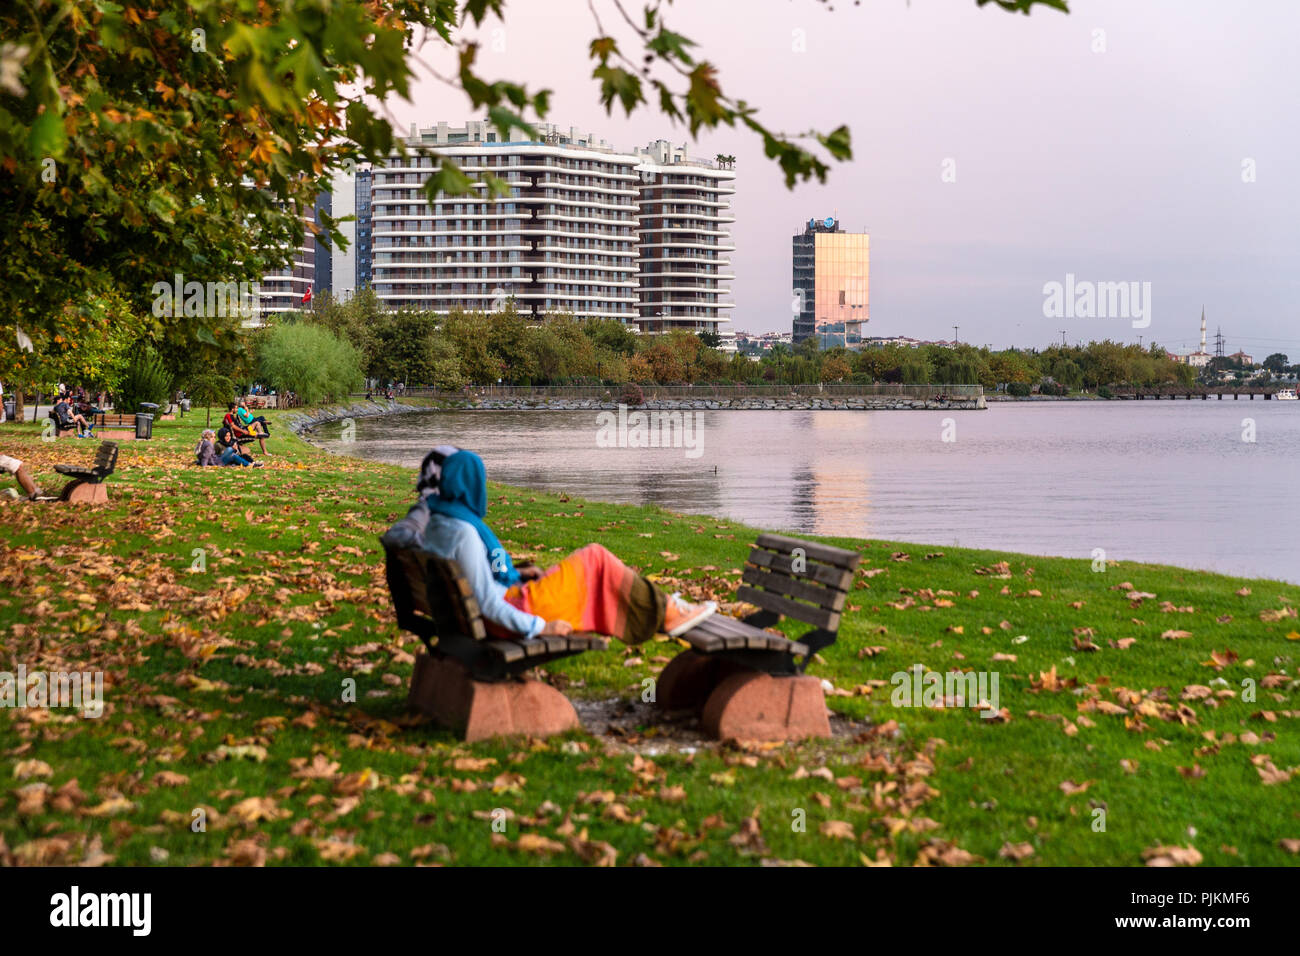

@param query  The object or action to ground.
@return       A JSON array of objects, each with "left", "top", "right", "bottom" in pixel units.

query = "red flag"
[{"left": 301, "top": 288, "right": 313, "bottom": 304}]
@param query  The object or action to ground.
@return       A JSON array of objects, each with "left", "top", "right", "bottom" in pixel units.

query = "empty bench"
[
  {"left": 657, "top": 533, "right": 861, "bottom": 741},
  {"left": 53, "top": 440, "right": 119, "bottom": 505},
  {"left": 381, "top": 502, "right": 609, "bottom": 741}
]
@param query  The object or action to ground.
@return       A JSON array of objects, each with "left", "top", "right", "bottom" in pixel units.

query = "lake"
[{"left": 313, "top": 401, "right": 1298, "bottom": 584}]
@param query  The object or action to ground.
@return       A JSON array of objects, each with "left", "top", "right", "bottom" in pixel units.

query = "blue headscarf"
[{"left": 424, "top": 450, "right": 521, "bottom": 587}]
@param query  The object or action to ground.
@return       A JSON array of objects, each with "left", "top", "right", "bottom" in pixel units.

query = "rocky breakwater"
[
  {"left": 444, "top": 395, "right": 985, "bottom": 411},
  {"left": 285, "top": 399, "right": 426, "bottom": 436}
]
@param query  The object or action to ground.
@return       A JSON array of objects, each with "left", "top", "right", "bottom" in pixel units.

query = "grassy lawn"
[{"left": 1, "top": 407, "right": 1297, "bottom": 867}]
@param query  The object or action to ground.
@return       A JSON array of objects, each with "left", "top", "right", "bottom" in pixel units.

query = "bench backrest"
[
  {"left": 380, "top": 501, "right": 487, "bottom": 648},
  {"left": 93, "top": 441, "right": 119, "bottom": 476},
  {"left": 738, "top": 533, "right": 860, "bottom": 633}
]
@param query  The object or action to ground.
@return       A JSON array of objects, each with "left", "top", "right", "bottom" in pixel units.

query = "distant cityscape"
[{"left": 252, "top": 119, "right": 1282, "bottom": 380}]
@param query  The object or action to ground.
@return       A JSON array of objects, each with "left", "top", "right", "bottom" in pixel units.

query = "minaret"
[{"left": 1200, "top": 307, "right": 1207, "bottom": 354}]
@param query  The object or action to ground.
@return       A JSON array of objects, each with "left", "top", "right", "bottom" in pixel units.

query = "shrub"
[
  {"left": 1038, "top": 381, "right": 1069, "bottom": 397},
  {"left": 258, "top": 323, "right": 364, "bottom": 404},
  {"left": 1006, "top": 382, "right": 1032, "bottom": 397},
  {"left": 1097, "top": 385, "right": 1113, "bottom": 400},
  {"left": 116, "top": 345, "right": 173, "bottom": 412},
  {"left": 619, "top": 382, "right": 644, "bottom": 407}
]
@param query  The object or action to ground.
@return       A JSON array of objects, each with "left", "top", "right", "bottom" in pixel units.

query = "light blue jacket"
[{"left": 421, "top": 511, "right": 544, "bottom": 638}]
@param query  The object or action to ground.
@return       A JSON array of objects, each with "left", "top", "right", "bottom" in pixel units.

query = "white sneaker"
[{"left": 663, "top": 592, "right": 718, "bottom": 636}]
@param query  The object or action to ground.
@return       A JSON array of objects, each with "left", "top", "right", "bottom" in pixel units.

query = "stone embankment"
[{"left": 444, "top": 396, "right": 986, "bottom": 411}]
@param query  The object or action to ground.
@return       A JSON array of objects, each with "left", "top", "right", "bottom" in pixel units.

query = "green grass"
[{"left": 0, "top": 408, "right": 1296, "bottom": 867}]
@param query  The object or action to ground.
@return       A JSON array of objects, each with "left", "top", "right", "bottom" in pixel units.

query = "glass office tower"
[{"left": 792, "top": 217, "right": 869, "bottom": 346}]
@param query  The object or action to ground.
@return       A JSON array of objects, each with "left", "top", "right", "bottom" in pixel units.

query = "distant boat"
[{"left": 1277, "top": 388, "right": 1298, "bottom": 401}]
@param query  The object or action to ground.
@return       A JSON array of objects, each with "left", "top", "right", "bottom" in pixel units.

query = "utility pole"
[
  {"left": 1060, "top": 330, "right": 1068, "bottom": 347},
  {"left": 1138, "top": 335, "right": 1143, "bottom": 348},
  {"left": 952, "top": 325, "right": 959, "bottom": 346}
]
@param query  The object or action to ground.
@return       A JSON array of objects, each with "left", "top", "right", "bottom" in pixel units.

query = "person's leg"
[{"left": 506, "top": 543, "right": 691, "bottom": 644}]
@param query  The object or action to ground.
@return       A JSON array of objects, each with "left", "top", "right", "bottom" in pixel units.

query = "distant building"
[
  {"left": 329, "top": 166, "right": 374, "bottom": 302},
  {"left": 1173, "top": 306, "right": 1213, "bottom": 367},
  {"left": 632, "top": 139, "right": 736, "bottom": 337},
  {"left": 1229, "top": 350, "right": 1254, "bottom": 366},
  {"left": 257, "top": 199, "right": 322, "bottom": 319},
  {"left": 792, "top": 217, "right": 868, "bottom": 345}
]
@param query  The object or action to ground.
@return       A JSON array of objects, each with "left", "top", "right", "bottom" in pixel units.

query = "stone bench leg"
[
  {"left": 655, "top": 649, "right": 748, "bottom": 711},
  {"left": 700, "top": 671, "right": 831, "bottom": 742},
  {"left": 408, "top": 651, "right": 580, "bottom": 742},
  {"left": 59, "top": 480, "right": 108, "bottom": 505}
]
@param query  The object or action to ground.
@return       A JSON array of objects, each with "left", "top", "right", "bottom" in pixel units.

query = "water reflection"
[{"left": 317, "top": 403, "right": 1300, "bottom": 583}]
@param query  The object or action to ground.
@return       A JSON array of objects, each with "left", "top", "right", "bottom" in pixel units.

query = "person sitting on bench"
[
  {"left": 51, "top": 396, "right": 93, "bottom": 438},
  {"left": 0, "top": 452, "right": 42, "bottom": 500},
  {"left": 222, "top": 403, "right": 264, "bottom": 456},
  {"left": 234, "top": 400, "right": 271, "bottom": 455},
  {"left": 414, "top": 447, "right": 716, "bottom": 643}
]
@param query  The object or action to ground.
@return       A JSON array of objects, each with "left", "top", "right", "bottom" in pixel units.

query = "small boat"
[{"left": 1277, "top": 388, "right": 1298, "bottom": 401}]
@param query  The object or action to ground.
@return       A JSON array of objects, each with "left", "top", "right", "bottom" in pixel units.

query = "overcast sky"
[{"left": 386, "top": 0, "right": 1300, "bottom": 354}]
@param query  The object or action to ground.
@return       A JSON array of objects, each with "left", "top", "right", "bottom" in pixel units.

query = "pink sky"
[{"left": 385, "top": 0, "right": 1300, "bottom": 356}]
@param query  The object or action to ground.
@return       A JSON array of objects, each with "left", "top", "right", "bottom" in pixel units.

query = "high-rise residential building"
[
  {"left": 340, "top": 121, "right": 734, "bottom": 334},
  {"left": 328, "top": 166, "right": 373, "bottom": 301},
  {"left": 370, "top": 120, "right": 640, "bottom": 320},
  {"left": 258, "top": 201, "right": 320, "bottom": 317},
  {"left": 792, "top": 217, "right": 869, "bottom": 346},
  {"left": 632, "top": 140, "right": 735, "bottom": 336}
]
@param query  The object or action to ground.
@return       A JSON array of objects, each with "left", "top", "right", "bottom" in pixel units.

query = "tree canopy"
[{"left": 1, "top": 0, "right": 1068, "bottom": 357}]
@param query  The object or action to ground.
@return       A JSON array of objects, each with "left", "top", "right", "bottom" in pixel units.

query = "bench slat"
[
  {"left": 737, "top": 584, "right": 840, "bottom": 632},
  {"left": 486, "top": 639, "right": 527, "bottom": 663},
  {"left": 742, "top": 565, "right": 849, "bottom": 612},
  {"left": 755, "top": 533, "right": 861, "bottom": 570},
  {"left": 745, "top": 547, "right": 853, "bottom": 590}
]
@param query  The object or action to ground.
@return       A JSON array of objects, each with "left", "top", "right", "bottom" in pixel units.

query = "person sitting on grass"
[
  {"left": 235, "top": 400, "right": 272, "bottom": 456},
  {"left": 195, "top": 429, "right": 220, "bottom": 466},
  {"left": 215, "top": 424, "right": 260, "bottom": 467},
  {"left": 410, "top": 448, "right": 716, "bottom": 643},
  {"left": 0, "top": 452, "right": 43, "bottom": 500}
]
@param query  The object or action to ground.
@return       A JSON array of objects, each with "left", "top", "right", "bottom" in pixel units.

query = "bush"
[
  {"left": 1097, "top": 385, "right": 1113, "bottom": 400},
  {"left": 619, "top": 382, "right": 644, "bottom": 407},
  {"left": 1006, "top": 382, "right": 1032, "bottom": 397},
  {"left": 1038, "top": 381, "right": 1069, "bottom": 397},
  {"left": 257, "top": 323, "right": 364, "bottom": 404},
  {"left": 116, "top": 345, "right": 173, "bottom": 412}
]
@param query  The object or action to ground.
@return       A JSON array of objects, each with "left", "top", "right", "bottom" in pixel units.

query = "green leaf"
[{"left": 592, "top": 65, "right": 644, "bottom": 116}]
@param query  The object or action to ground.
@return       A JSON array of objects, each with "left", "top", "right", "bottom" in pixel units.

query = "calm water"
[{"left": 316, "top": 402, "right": 1299, "bottom": 584}]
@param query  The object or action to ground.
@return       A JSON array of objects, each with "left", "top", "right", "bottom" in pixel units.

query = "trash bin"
[
  {"left": 180, "top": 398, "right": 192, "bottom": 412},
  {"left": 2, "top": 399, "right": 14, "bottom": 421},
  {"left": 136, "top": 403, "right": 158, "bottom": 440}
]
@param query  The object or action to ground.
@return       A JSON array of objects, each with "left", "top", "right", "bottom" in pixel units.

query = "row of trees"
[{"left": 4, "top": 289, "right": 1219, "bottom": 415}]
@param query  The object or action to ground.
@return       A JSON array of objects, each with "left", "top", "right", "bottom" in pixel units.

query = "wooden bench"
[
  {"left": 381, "top": 502, "right": 609, "bottom": 741},
  {"left": 53, "top": 440, "right": 119, "bottom": 504},
  {"left": 657, "top": 533, "right": 861, "bottom": 741}
]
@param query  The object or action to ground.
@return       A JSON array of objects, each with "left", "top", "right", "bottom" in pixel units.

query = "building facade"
[
  {"left": 792, "top": 217, "right": 869, "bottom": 346},
  {"left": 632, "top": 140, "right": 735, "bottom": 336},
  {"left": 258, "top": 201, "right": 320, "bottom": 317},
  {"left": 369, "top": 121, "right": 639, "bottom": 321},
  {"left": 328, "top": 166, "right": 374, "bottom": 302},
  {"left": 339, "top": 122, "right": 733, "bottom": 334}
]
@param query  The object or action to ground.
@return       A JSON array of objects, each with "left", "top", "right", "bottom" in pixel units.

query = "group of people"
[
  {"left": 50, "top": 391, "right": 102, "bottom": 438},
  {"left": 194, "top": 400, "right": 272, "bottom": 467}
]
